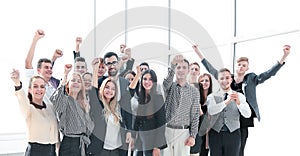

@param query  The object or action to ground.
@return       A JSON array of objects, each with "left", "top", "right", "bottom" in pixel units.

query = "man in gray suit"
[
  {"left": 207, "top": 68, "right": 251, "bottom": 156},
  {"left": 193, "top": 44, "right": 291, "bottom": 156}
]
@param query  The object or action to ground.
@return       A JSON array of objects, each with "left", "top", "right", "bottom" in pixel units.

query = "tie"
[{"left": 224, "top": 93, "right": 228, "bottom": 100}]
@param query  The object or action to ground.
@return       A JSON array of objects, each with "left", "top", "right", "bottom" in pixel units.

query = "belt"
[{"left": 167, "top": 124, "right": 190, "bottom": 129}]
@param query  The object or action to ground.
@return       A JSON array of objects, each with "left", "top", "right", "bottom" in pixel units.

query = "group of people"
[{"left": 10, "top": 29, "right": 291, "bottom": 156}]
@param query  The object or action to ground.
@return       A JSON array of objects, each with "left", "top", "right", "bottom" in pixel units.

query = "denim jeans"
[{"left": 24, "top": 142, "right": 56, "bottom": 156}]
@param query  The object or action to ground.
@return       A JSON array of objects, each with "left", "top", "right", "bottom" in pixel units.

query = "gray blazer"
[{"left": 201, "top": 58, "right": 285, "bottom": 121}]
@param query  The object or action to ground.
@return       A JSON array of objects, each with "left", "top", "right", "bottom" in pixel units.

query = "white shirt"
[{"left": 104, "top": 114, "right": 122, "bottom": 150}]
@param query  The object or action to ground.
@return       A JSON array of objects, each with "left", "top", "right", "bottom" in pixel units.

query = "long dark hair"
[
  {"left": 198, "top": 73, "right": 213, "bottom": 105},
  {"left": 138, "top": 69, "right": 158, "bottom": 104}
]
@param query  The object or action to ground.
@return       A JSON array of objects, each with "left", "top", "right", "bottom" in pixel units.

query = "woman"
[
  {"left": 10, "top": 69, "right": 59, "bottom": 156},
  {"left": 130, "top": 68, "right": 167, "bottom": 156},
  {"left": 190, "top": 73, "right": 213, "bottom": 156},
  {"left": 86, "top": 59, "right": 134, "bottom": 156},
  {"left": 50, "top": 64, "right": 94, "bottom": 156}
]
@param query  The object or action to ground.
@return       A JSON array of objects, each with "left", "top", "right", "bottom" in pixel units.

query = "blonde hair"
[
  {"left": 99, "top": 77, "right": 121, "bottom": 124},
  {"left": 66, "top": 72, "right": 89, "bottom": 112}
]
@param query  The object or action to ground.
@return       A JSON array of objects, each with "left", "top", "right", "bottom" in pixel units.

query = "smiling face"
[
  {"left": 199, "top": 75, "right": 211, "bottom": 91},
  {"left": 218, "top": 69, "right": 232, "bottom": 91},
  {"left": 142, "top": 73, "right": 153, "bottom": 91},
  {"left": 83, "top": 73, "right": 92, "bottom": 91},
  {"left": 175, "top": 61, "right": 189, "bottom": 81},
  {"left": 37, "top": 62, "right": 53, "bottom": 82},
  {"left": 105, "top": 55, "right": 119, "bottom": 77},
  {"left": 98, "top": 64, "right": 107, "bottom": 77},
  {"left": 103, "top": 81, "right": 116, "bottom": 102},
  {"left": 68, "top": 73, "right": 84, "bottom": 94},
  {"left": 28, "top": 77, "right": 46, "bottom": 101}
]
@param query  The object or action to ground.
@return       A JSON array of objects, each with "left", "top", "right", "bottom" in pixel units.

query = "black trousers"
[
  {"left": 25, "top": 142, "right": 56, "bottom": 156},
  {"left": 209, "top": 129, "right": 241, "bottom": 156},
  {"left": 239, "top": 127, "right": 248, "bottom": 156}
]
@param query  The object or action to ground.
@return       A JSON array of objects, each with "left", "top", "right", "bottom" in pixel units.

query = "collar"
[{"left": 30, "top": 101, "right": 47, "bottom": 109}]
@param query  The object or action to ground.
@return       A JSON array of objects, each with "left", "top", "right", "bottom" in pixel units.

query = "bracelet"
[{"left": 14, "top": 81, "right": 22, "bottom": 91}]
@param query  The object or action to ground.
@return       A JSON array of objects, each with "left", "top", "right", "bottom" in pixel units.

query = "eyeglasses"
[{"left": 105, "top": 61, "right": 118, "bottom": 66}]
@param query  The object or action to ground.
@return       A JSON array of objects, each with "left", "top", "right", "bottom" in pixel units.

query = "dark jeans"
[
  {"left": 59, "top": 136, "right": 81, "bottom": 156},
  {"left": 24, "top": 142, "right": 56, "bottom": 156},
  {"left": 239, "top": 127, "right": 248, "bottom": 156},
  {"left": 209, "top": 129, "right": 241, "bottom": 156}
]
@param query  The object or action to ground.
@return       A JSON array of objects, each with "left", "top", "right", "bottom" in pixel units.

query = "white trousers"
[{"left": 161, "top": 127, "right": 190, "bottom": 156}]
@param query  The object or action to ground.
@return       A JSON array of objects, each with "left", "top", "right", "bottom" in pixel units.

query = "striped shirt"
[
  {"left": 50, "top": 85, "right": 94, "bottom": 136},
  {"left": 163, "top": 64, "right": 200, "bottom": 138}
]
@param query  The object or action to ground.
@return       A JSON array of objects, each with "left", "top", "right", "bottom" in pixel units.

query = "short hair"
[
  {"left": 237, "top": 57, "right": 249, "bottom": 63},
  {"left": 183, "top": 59, "right": 190, "bottom": 68},
  {"left": 37, "top": 58, "right": 52, "bottom": 69},
  {"left": 74, "top": 57, "right": 86, "bottom": 63},
  {"left": 82, "top": 72, "right": 92, "bottom": 78},
  {"left": 219, "top": 68, "right": 231, "bottom": 74},
  {"left": 190, "top": 62, "right": 200, "bottom": 68},
  {"left": 139, "top": 62, "right": 149, "bottom": 68},
  {"left": 103, "top": 52, "right": 119, "bottom": 62}
]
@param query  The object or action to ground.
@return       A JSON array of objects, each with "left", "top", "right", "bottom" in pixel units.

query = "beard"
[{"left": 108, "top": 69, "right": 118, "bottom": 77}]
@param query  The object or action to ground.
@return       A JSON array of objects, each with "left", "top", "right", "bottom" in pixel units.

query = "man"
[
  {"left": 139, "top": 62, "right": 150, "bottom": 73},
  {"left": 188, "top": 62, "right": 201, "bottom": 84},
  {"left": 74, "top": 56, "right": 88, "bottom": 75},
  {"left": 162, "top": 54, "right": 200, "bottom": 156},
  {"left": 192, "top": 44, "right": 291, "bottom": 156},
  {"left": 25, "top": 29, "right": 62, "bottom": 98},
  {"left": 206, "top": 68, "right": 251, "bottom": 156}
]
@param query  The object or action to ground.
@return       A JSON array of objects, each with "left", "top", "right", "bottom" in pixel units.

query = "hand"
[
  {"left": 171, "top": 54, "right": 184, "bottom": 65},
  {"left": 64, "top": 64, "right": 72, "bottom": 75},
  {"left": 192, "top": 45, "right": 200, "bottom": 53},
  {"left": 184, "top": 136, "right": 195, "bottom": 147},
  {"left": 34, "top": 29, "right": 45, "bottom": 40},
  {"left": 76, "top": 37, "right": 82, "bottom": 45},
  {"left": 283, "top": 45, "right": 291, "bottom": 56},
  {"left": 125, "top": 132, "right": 134, "bottom": 149},
  {"left": 152, "top": 148, "right": 161, "bottom": 156},
  {"left": 53, "top": 49, "right": 63, "bottom": 59},
  {"left": 10, "top": 69, "right": 21, "bottom": 86},
  {"left": 136, "top": 65, "right": 142, "bottom": 76},
  {"left": 91, "top": 58, "right": 100, "bottom": 66},
  {"left": 230, "top": 92, "right": 240, "bottom": 105}
]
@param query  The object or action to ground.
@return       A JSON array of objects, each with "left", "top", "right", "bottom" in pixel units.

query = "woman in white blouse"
[{"left": 10, "top": 69, "right": 59, "bottom": 156}]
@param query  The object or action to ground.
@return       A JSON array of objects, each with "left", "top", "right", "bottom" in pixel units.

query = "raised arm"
[
  {"left": 128, "top": 66, "right": 141, "bottom": 89},
  {"left": 51, "top": 49, "right": 63, "bottom": 66},
  {"left": 25, "top": 29, "right": 45, "bottom": 69},
  {"left": 61, "top": 64, "right": 72, "bottom": 86},
  {"left": 279, "top": 45, "right": 291, "bottom": 64},
  {"left": 192, "top": 45, "right": 219, "bottom": 79},
  {"left": 91, "top": 58, "right": 100, "bottom": 88},
  {"left": 73, "top": 37, "right": 82, "bottom": 59},
  {"left": 163, "top": 55, "right": 183, "bottom": 91}
]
